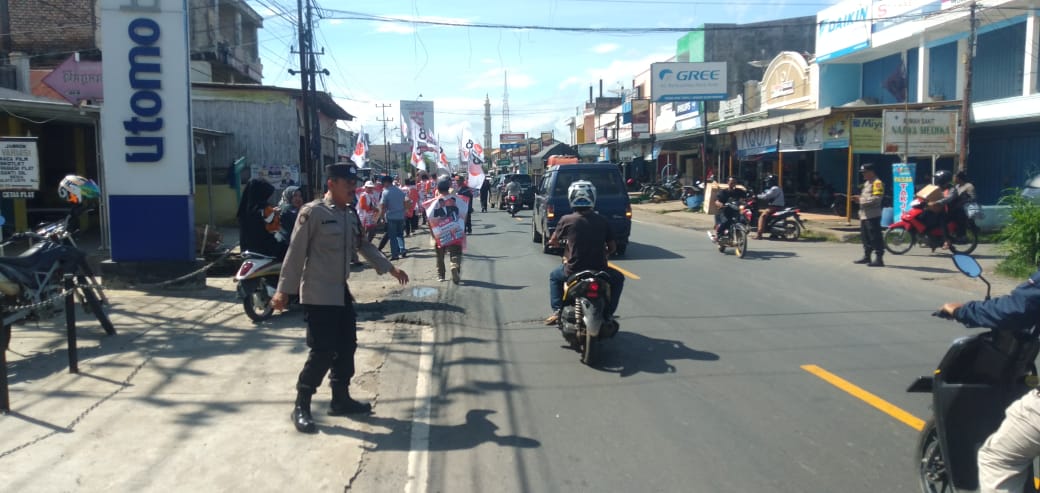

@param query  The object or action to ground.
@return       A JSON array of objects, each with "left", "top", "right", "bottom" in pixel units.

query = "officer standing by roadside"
[
  {"left": 852, "top": 162, "right": 885, "bottom": 267},
  {"left": 272, "top": 163, "right": 409, "bottom": 434}
]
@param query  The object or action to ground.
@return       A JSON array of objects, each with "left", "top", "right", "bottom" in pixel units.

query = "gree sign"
[
  {"left": 650, "top": 62, "right": 727, "bottom": 102},
  {"left": 100, "top": 0, "right": 193, "bottom": 196}
]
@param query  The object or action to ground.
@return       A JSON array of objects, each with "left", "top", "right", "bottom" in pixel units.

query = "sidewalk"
[{"left": 0, "top": 246, "right": 431, "bottom": 491}]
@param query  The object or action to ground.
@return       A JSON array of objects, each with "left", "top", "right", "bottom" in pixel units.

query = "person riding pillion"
[
  {"left": 755, "top": 174, "right": 785, "bottom": 240},
  {"left": 544, "top": 180, "right": 625, "bottom": 327}
]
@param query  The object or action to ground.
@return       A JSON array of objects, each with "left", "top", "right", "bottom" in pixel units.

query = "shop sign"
[
  {"left": 737, "top": 126, "right": 777, "bottom": 157},
  {"left": 779, "top": 119, "right": 824, "bottom": 152},
  {"left": 873, "top": 0, "right": 940, "bottom": 33},
  {"left": 882, "top": 110, "right": 959, "bottom": 156},
  {"left": 650, "top": 62, "right": 727, "bottom": 102},
  {"left": 851, "top": 117, "right": 883, "bottom": 154},
  {"left": 0, "top": 137, "right": 40, "bottom": 192},
  {"left": 823, "top": 114, "right": 850, "bottom": 149},
  {"left": 892, "top": 162, "right": 917, "bottom": 218},
  {"left": 632, "top": 99, "right": 651, "bottom": 136},
  {"left": 815, "top": 0, "right": 871, "bottom": 62},
  {"left": 719, "top": 95, "right": 743, "bottom": 120}
]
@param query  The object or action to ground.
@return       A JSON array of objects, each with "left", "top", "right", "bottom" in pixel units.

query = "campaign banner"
[
  {"left": 892, "top": 162, "right": 917, "bottom": 218},
  {"left": 459, "top": 129, "right": 486, "bottom": 191},
  {"left": 424, "top": 194, "right": 470, "bottom": 248}
]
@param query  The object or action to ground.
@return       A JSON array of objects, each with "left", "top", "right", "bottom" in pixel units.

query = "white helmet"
[{"left": 567, "top": 180, "right": 597, "bottom": 209}]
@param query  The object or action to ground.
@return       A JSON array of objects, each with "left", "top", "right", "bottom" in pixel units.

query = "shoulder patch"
[
  {"left": 872, "top": 180, "right": 885, "bottom": 196},
  {"left": 298, "top": 211, "right": 309, "bottom": 225}
]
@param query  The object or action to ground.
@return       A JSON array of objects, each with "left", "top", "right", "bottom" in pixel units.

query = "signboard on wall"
[
  {"left": 500, "top": 132, "right": 525, "bottom": 150},
  {"left": 632, "top": 99, "right": 651, "bottom": 137},
  {"left": 779, "top": 119, "right": 824, "bottom": 152},
  {"left": 0, "top": 137, "right": 40, "bottom": 191},
  {"left": 823, "top": 114, "right": 850, "bottom": 148},
  {"left": 882, "top": 110, "right": 959, "bottom": 155},
  {"left": 851, "top": 117, "right": 883, "bottom": 154},
  {"left": 815, "top": 0, "right": 872, "bottom": 62},
  {"left": 873, "top": 0, "right": 941, "bottom": 33},
  {"left": 650, "top": 62, "right": 727, "bottom": 102},
  {"left": 736, "top": 126, "right": 778, "bottom": 158}
]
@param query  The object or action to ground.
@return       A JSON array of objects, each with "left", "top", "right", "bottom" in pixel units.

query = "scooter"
[
  {"left": 885, "top": 198, "right": 979, "bottom": 255},
  {"left": 556, "top": 269, "right": 619, "bottom": 365},
  {"left": 234, "top": 251, "right": 292, "bottom": 322},
  {"left": 909, "top": 254, "right": 1039, "bottom": 493},
  {"left": 507, "top": 194, "right": 520, "bottom": 217}
]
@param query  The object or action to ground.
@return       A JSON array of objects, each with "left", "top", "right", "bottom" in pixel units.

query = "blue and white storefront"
[{"left": 814, "top": 0, "right": 1040, "bottom": 203}]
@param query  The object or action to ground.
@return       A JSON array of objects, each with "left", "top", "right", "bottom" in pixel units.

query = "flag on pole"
[
  {"left": 350, "top": 128, "right": 368, "bottom": 168},
  {"left": 459, "top": 129, "right": 486, "bottom": 191}
]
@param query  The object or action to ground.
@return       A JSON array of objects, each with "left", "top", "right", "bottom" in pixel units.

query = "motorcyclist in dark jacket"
[
  {"left": 712, "top": 177, "right": 747, "bottom": 241},
  {"left": 940, "top": 269, "right": 1040, "bottom": 492}
]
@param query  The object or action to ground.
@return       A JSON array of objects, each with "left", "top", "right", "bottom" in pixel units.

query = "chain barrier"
[{"left": 111, "top": 243, "right": 240, "bottom": 290}]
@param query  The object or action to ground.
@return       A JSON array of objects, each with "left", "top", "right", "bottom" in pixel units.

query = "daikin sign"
[{"left": 101, "top": 0, "right": 195, "bottom": 262}]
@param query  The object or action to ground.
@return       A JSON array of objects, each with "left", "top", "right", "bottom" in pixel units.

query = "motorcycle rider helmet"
[
  {"left": 58, "top": 175, "right": 100, "bottom": 205},
  {"left": 763, "top": 174, "right": 778, "bottom": 189},
  {"left": 933, "top": 169, "right": 953, "bottom": 187},
  {"left": 567, "top": 180, "right": 597, "bottom": 209}
]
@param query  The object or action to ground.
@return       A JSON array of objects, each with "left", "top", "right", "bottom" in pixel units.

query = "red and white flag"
[
  {"left": 350, "top": 128, "right": 368, "bottom": 168},
  {"left": 458, "top": 129, "right": 485, "bottom": 191}
]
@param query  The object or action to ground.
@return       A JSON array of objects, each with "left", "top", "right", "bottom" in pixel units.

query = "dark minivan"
[
  {"left": 532, "top": 162, "right": 632, "bottom": 255},
  {"left": 491, "top": 173, "right": 535, "bottom": 209}
]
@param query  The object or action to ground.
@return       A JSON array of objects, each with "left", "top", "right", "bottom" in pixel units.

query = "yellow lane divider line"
[
  {"left": 607, "top": 262, "right": 640, "bottom": 280},
  {"left": 801, "top": 364, "right": 925, "bottom": 432}
]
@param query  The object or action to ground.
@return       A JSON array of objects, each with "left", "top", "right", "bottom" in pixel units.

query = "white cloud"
[
  {"left": 592, "top": 43, "right": 620, "bottom": 54},
  {"left": 558, "top": 76, "right": 581, "bottom": 90},
  {"left": 584, "top": 52, "right": 673, "bottom": 91},
  {"left": 464, "top": 68, "right": 535, "bottom": 91}
]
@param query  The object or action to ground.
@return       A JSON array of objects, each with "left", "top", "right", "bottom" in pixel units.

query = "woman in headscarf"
[
  {"left": 237, "top": 178, "right": 284, "bottom": 257},
  {"left": 276, "top": 185, "right": 303, "bottom": 243}
]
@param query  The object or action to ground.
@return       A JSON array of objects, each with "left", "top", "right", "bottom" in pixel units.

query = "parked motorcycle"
[
  {"left": 909, "top": 253, "right": 1039, "bottom": 493},
  {"left": 884, "top": 198, "right": 979, "bottom": 255},
  {"left": 234, "top": 251, "right": 292, "bottom": 322},
  {"left": 680, "top": 181, "right": 705, "bottom": 210},
  {"left": 0, "top": 230, "right": 116, "bottom": 339},
  {"left": 31, "top": 206, "right": 109, "bottom": 305},
  {"left": 709, "top": 199, "right": 749, "bottom": 258},
  {"left": 507, "top": 194, "right": 520, "bottom": 217}
]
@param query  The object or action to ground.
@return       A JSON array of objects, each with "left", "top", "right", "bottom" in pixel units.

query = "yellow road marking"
[
  {"left": 608, "top": 262, "right": 640, "bottom": 280},
  {"left": 801, "top": 364, "right": 925, "bottom": 431}
]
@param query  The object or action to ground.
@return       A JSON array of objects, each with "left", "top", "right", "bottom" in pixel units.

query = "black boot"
[
  {"left": 853, "top": 250, "right": 871, "bottom": 264},
  {"left": 868, "top": 252, "right": 884, "bottom": 267},
  {"left": 329, "top": 387, "right": 372, "bottom": 416},
  {"left": 292, "top": 392, "right": 317, "bottom": 433}
]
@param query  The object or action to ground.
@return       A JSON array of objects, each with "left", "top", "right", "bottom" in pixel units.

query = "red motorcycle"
[
  {"left": 507, "top": 194, "right": 520, "bottom": 217},
  {"left": 884, "top": 198, "right": 978, "bottom": 255}
]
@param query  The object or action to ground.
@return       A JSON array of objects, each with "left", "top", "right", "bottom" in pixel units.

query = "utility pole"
[
  {"left": 959, "top": 1, "right": 977, "bottom": 172},
  {"left": 290, "top": 0, "right": 327, "bottom": 198},
  {"left": 376, "top": 103, "right": 393, "bottom": 175}
]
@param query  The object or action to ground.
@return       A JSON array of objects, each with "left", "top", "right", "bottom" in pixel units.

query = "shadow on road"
[
  {"left": 593, "top": 331, "right": 719, "bottom": 377},
  {"left": 617, "top": 242, "right": 684, "bottom": 260},
  {"left": 326, "top": 409, "right": 541, "bottom": 451},
  {"left": 741, "top": 250, "right": 798, "bottom": 261},
  {"left": 458, "top": 280, "right": 526, "bottom": 290},
  {"left": 884, "top": 264, "right": 957, "bottom": 274}
]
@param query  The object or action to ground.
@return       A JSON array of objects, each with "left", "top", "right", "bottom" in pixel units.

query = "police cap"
[
  {"left": 859, "top": 162, "right": 876, "bottom": 173},
  {"left": 326, "top": 163, "right": 359, "bottom": 181}
]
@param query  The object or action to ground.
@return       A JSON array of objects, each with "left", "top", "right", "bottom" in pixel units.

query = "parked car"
[
  {"left": 532, "top": 162, "right": 632, "bottom": 255},
  {"left": 491, "top": 174, "right": 534, "bottom": 209}
]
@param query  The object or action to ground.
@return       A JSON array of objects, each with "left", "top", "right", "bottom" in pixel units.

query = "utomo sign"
[{"left": 101, "top": 0, "right": 195, "bottom": 263}]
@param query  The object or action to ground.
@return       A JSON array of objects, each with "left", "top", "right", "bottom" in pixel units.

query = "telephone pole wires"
[{"left": 290, "top": 0, "right": 328, "bottom": 198}]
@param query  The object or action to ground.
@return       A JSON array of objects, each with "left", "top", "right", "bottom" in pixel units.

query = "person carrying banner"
[{"left": 426, "top": 178, "right": 469, "bottom": 284}]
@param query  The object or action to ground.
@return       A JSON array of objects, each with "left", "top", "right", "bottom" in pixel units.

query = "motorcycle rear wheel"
[
  {"left": 916, "top": 418, "right": 953, "bottom": 493},
  {"left": 244, "top": 279, "right": 275, "bottom": 323},
  {"left": 81, "top": 284, "right": 116, "bottom": 335},
  {"left": 784, "top": 220, "right": 802, "bottom": 241},
  {"left": 885, "top": 226, "right": 915, "bottom": 255},
  {"left": 949, "top": 224, "right": 979, "bottom": 255}
]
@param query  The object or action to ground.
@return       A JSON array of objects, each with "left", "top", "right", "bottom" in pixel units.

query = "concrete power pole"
[
  {"left": 958, "top": 1, "right": 977, "bottom": 172},
  {"left": 376, "top": 103, "right": 393, "bottom": 174},
  {"left": 484, "top": 95, "right": 492, "bottom": 165}
]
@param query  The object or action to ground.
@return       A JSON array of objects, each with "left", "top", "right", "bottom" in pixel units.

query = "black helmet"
[
  {"left": 955, "top": 170, "right": 968, "bottom": 182},
  {"left": 933, "top": 170, "right": 953, "bottom": 186},
  {"left": 859, "top": 162, "right": 876, "bottom": 173},
  {"left": 763, "top": 174, "right": 778, "bottom": 188}
]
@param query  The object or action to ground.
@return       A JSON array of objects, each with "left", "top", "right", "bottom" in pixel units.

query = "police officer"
[
  {"left": 852, "top": 162, "right": 885, "bottom": 267},
  {"left": 273, "top": 163, "right": 409, "bottom": 434}
]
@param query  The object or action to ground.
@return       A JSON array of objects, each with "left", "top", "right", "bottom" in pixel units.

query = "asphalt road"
[{"left": 353, "top": 207, "right": 1006, "bottom": 493}]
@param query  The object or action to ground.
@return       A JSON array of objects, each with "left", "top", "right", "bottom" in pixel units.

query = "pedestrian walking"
[
  {"left": 376, "top": 174, "right": 408, "bottom": 260},
  {"left": 479, "top": 177, "right": 491, "bottom": 212},
  {"left": 426, "top": 178, "right": 468, "bottom": 284},
  {"left": 273, "top": 163, "right": 409, "bottom": 434},
  {"left": 852, "top": 162, "right": 885, "bottom": 267}
]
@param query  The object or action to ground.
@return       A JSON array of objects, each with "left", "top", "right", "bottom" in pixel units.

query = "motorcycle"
[
  {"left": 0, "top": 230, "right": 116, "bottom": 342},
  {"left": 234, "top": 251, "right": 293, "bottom": 322},
  {"left": 555, "top": 269, "right": 619, "bottom": 365},
  {"left": 507, "top": 194, "right": 520, "bottom": 217},
  {"left": 680, "top": 181, "right": 705, "bottom": 210},
  {"left": 884, "top": 198, "right": 979, "bottom": 255},
  {"left": 709, "top": 199, "right": 750, "bottom": 258},
  {"left": 909, "top": 253, "right": 1039, "bottom": 493},
  {"left": 31, "top": 206, "right": 109, "bottom": 305},
  {"left": 648, "top": 176, "right": 683, "bottom": 202},
  {"left": 743, "top": 193, "right": 805, "bottom": 240}
]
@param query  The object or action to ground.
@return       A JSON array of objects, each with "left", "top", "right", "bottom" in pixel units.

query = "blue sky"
[{"left": 246, "top": 0, "right": 835, "bottom": 156}]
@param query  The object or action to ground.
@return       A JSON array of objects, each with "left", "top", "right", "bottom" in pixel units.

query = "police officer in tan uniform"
[
  {"left": 852, "top": 162, "right": 885, "bottom": 267},
  {"left": 273, "top": 163, "right": 409, "bottom": 434}
]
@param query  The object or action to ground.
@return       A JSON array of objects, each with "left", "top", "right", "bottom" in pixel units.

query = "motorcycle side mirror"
[
  {"left": 952, "top": 253, "right": 991, "bottom": 300},
  {"left": 952, "top": 253, "right": 982, "bottom": 278}
]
